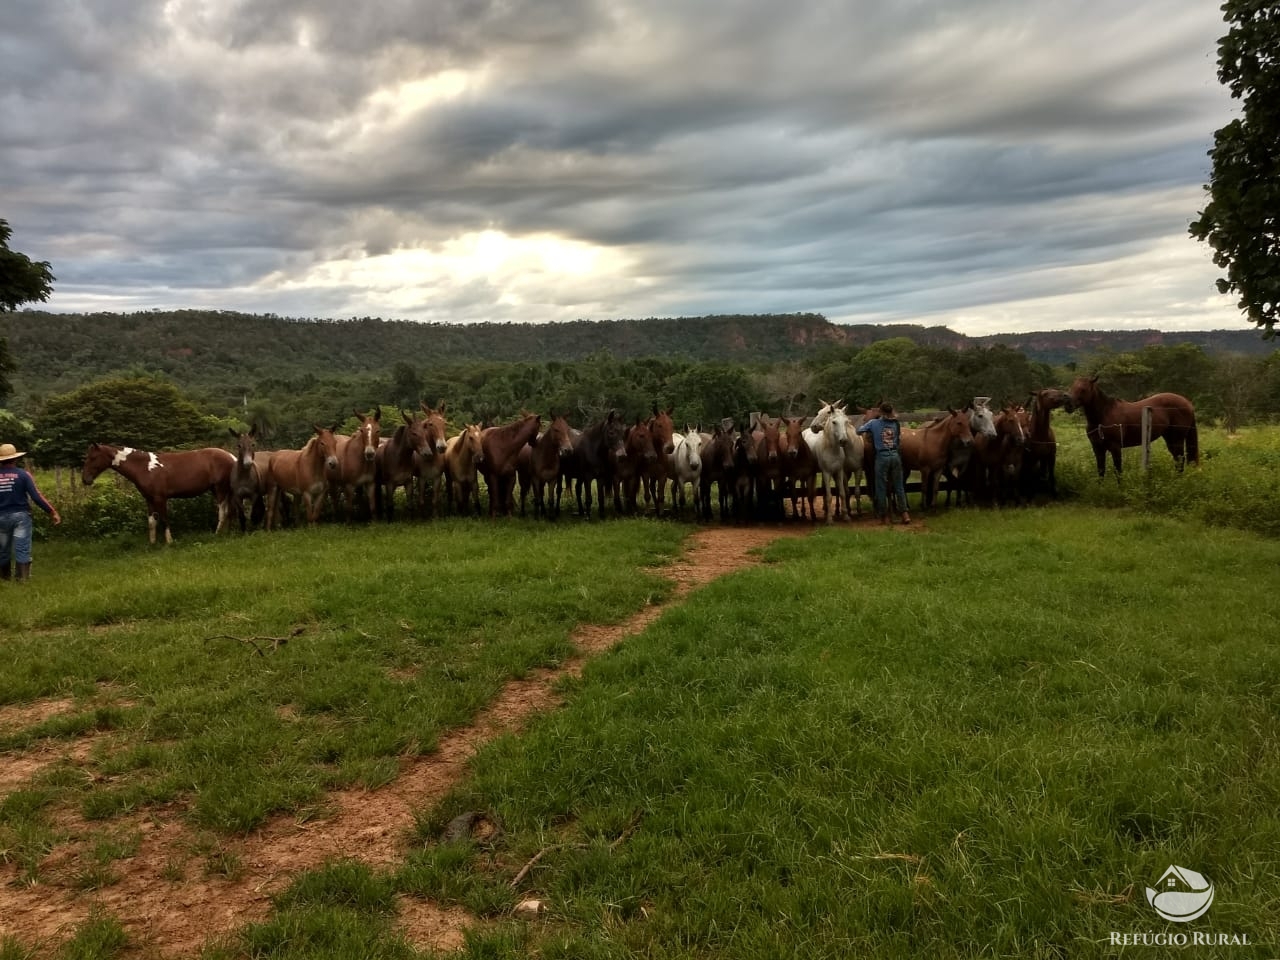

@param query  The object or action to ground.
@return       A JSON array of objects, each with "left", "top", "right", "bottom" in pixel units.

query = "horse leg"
[{"left": 1110, "top": 445, "right": 1123, "bottom": 482}]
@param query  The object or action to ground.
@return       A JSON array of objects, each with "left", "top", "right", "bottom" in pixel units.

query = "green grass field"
[{"left": 5, "top": 428, "right": 1280, "bottom": 957}]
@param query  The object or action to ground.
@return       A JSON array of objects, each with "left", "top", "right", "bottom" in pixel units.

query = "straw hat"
[{"left": 0, "top": 443, "right": 26, "bottom": 462}]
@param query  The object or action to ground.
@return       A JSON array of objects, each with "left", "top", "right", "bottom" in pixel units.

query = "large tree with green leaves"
[
  {"left": 0, "top": 219, "right": 55, "bottom": 405},
  {"left": 1189, "top": 1, "right": 1280, "bottom": 335},
  {"left": 0, "top": 219, "right": 54, "bottom": 313},
  {"left": 34, "top": 376, "right": 228, "bottom": 467}
]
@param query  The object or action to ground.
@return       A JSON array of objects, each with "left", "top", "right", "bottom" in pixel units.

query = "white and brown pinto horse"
[
  {"left": 81, "top": 443, "right": 236, "bottom": 544},
  {"left": 332, "top": 408, "right": 383, "bottom": 521},
  {"left": 265, "top": 425, "right": 341, "bottom": 528}
]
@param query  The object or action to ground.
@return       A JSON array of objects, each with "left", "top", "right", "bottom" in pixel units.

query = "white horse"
[
  {"left": 666, "top": 426, "right": 704, "bottom": 516},
  {"left": 806, "top": 401, "right": 863, "bottom": 522}
]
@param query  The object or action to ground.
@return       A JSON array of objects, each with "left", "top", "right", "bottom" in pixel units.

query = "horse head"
[
  {"left": 421, "top": 403, "right": 449, "bottom": 454},
  {"left": 230, "top": 428, "right": 258, "bottom": 469},
  {"left": 946, "top": 409, "right": 975, "bottom": 447},
  {"left": 313, "top": 424, "right": 342, "bottom": 475},
  {"left": 352, "top": 408, "right": 382, "bottom": 463},
  {"left": 601, "top": 410, "right": 628, "bottom": 462},
  {"left": 546, "top": 414, "right": 575, "bottom": 459},
  {"left": 81, "top": 442, "right": 116, "bottom": 485},
  {"left": 755, "top": 415, "right": 782, "bottom": 464},
  {"left": 649, "top": 404, "right": 676, "bottom": 456},
  {"left": 679, "top": 426, "right": 704, "bottom": 473},
  {"left": 1065, "top": 375, "right": 1101, "bottom": 414},
  {"left": 969, "top": 400, "right": 997, "bottom": 438},
  {"left": 625, "top": 418, "right": 657, "bottom": 464}
]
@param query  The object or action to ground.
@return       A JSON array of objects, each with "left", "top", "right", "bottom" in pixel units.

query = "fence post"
[{"left": 1141, "top": 406, "right": 1152, "bottom": 473}]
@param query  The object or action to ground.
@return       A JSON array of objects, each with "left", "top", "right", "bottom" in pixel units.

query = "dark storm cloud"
[{"left": 0, "top": 0, "right": 1241, "bottom": 331}]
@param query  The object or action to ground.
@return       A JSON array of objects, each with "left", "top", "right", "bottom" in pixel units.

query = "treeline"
[
  {"left": 6, "top": 332, "right": 1280, "bottom": 468},
  {"left": 2, "top": 310, "right": 1273, "bottom": 409}
]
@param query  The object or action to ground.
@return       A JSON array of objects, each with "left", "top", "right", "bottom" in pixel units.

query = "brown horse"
[
  {"left": 444, "top": 425, "right": 485, "bottom": 516},
  {"left": 481, "top": 413, "right": 541, "bottom": 517},
  {"left": 614, "top": 418, "right": 657, "bottom": 514},
  {"left": 643, "top": 405, "right": 676, "bottom": 516},
  {"left": 781, "top": 416, "right": 819, "bottom": 521},
  {"left": 1065, "top": 376, "right": 1199, "bottom": 478},
  {"left": 1023, "top": 388, "right": 1064, "bottom": 498},
  {"left": 517, "top": 414, "right": 575, "bottom": 519},
  {"left": 899, "top": 409, "right": 975, "bottom": 510},
  {"left": 412, "top": 402, "right": 450, "bottom": 517},
  {"left": 81, "top": 443, "right": 236, "bottom": 545},
  {"left": 375, "top": 411, "right": 431, "bottom": 521},
  {"left": 265, "top": 425, "right": 341, "bottom": 528},
  {"left": 751, "top": 415, "right": 787, "bottom": 521},
  {"left": 332, "top": 408, "right": 383, "bottom": 521}
]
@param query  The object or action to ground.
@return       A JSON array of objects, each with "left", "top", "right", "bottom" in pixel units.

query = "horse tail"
[{"left": 1186, "top": 421, "right": 1200, "bottom": 466}]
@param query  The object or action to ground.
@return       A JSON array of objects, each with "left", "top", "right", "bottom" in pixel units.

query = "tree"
[
  {"left": 34, "top": 376, "right": 225, "bottom": 467},
  {"left": 0, "top": 219, "right": 54, "bottom": 313},
  {"left": 0, "top": 219, "right": 55, "bottom": 406},
  {"left": 1189, "top": 1, "right": 1280, "bottom": 335}
]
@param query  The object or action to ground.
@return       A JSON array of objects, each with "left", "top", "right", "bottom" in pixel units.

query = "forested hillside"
[
  {"left": 2, "top": 310, "right": 1272, "bottom": 404},
  {"left": 2, "top": 310, "right": 1278, "bottom": 463}
]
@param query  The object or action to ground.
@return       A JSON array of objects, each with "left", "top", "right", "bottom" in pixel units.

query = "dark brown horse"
[
  {"left": 1022, "top": 388, "right": 1064, "bottom": 498},
  {"left": 517, "top": 414, "right": 575, "bottom": 519},
  {"left": 228, "top": 428, "right": 275, "bottom": 531},
  {"left": 82, "top": 443, "right": 237, "bottom": 544},
  {"left": 643, "top": 404, "right": 676, "bottom": 516},
  {"left": 614, "top": 418, "right": 657, "bottom": 514},
  {"left": 265, "top": 425, "right": 341, "bottom": 528},
  {"left": 781, "top": 416, "right": 819, "bottom": 521},
  {"left": 567, "top": 411, "right": 627, "bottom": 518},
  {"left": 697, "top": 424, "right": 738, "bottom": 523},
  {"left": 332, "top": 408, "right": 383, "bottom": 521},
  {"left": 375, "top": 411, "right": 431, "bottom": 521},
  {"left": 751, "top": 415, "right": 787, "bottom": 521},
  {"left": 481, "top": 413, "right": 541, "bottom": 517},
  {"left": 1065, "top": 376, "right": 1199, "bottom": 478}
]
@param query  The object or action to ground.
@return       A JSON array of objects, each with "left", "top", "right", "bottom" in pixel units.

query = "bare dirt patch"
[
  {"left": 0, "top": 698, "right": 77, "bottom": 732},
  {"left": 0, "top": 525, "right": 818, "bottom": 955}
]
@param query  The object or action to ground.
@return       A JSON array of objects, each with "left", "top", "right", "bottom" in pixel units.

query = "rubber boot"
[
  {"left": 15, "top": 562, "right": 30, "bottom": 582},
  {"left": 0, "top": 563, "right": 10, "bottom": 581}
]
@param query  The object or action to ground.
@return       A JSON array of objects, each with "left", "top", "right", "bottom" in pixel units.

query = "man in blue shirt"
[
  {"left": 856, "top": 403, "right": 910, "bottom": 525},
  {"left": 0, "top": 443, "right": 61, "bottom": 582}
]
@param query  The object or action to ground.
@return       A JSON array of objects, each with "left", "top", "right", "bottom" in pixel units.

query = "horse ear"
[
  {"left": 652, "top": 402, "right": 659, "bottom": 417},
  {"left": 437, "top": 399, "right": 446, "bottom": 414},
  {"left": 403, "top": 410, "right": 413, "bottom": 425},
  {"left": 373, "top": 406, "right": 382, "bottom": 421},
  {"left": 229, "top": 427, "right": 240, "bottom": 440},
  {"left": 1090, "top": 374, "right": 1099, "bottom": 383}
]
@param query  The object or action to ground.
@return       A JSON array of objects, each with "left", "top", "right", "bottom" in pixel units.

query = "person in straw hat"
[
  {"left": 855, "top": 401, "right": 911, "bottom": 525},
  {"left": 0, "top": 442, "right": 61, "bottom": 582}
]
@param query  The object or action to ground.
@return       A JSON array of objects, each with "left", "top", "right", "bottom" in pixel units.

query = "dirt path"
[{"left": 0, "top": 525, "right": 818, "bottom": 955}]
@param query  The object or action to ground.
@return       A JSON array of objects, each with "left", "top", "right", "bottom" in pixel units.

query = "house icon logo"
[{"left": 1145, "top": 865, "right": 1215, "bottom": 922}]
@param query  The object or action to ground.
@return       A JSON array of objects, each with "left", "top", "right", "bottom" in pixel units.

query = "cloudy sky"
[{"left": 1, "top": 0, "right": 1247, "bottom": 334}]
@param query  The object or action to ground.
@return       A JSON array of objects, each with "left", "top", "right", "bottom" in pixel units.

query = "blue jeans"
[
  {"left": 0, "top": 510, "right": 33, "bottom": 565},
  {"left": 875, "top": 452, "right": 907, "bottom": 517}
]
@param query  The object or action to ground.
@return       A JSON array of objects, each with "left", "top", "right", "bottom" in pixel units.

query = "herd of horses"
[{"left": 78, "top": 376, "right": 1201, "bottom": 544}]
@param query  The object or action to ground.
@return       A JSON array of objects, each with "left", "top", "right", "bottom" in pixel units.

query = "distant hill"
[{"left": 1, "top": 309, "right": 1272, "bottom": 402}]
